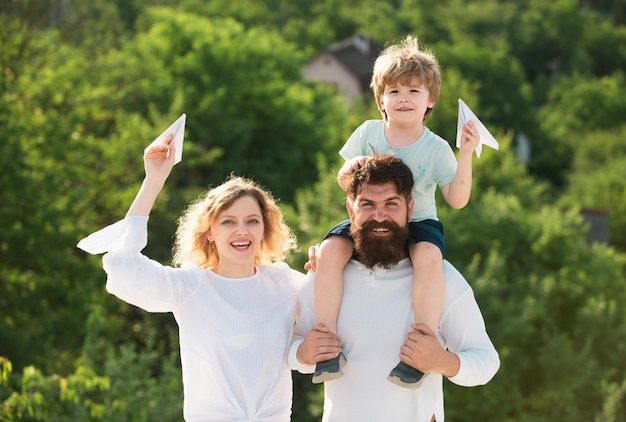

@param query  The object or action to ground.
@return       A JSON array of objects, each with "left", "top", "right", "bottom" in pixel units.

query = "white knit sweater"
[{"left": 79, "top": 216, "right": 304, "bottom": 421}]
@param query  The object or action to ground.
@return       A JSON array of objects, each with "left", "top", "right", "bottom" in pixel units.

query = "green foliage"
[
  {"left": 0, "top": 339, "right": 183, "bottom": 422},
  {"left": 559, "top": 124, "right": 626, "bottom": 251},
  {"left": 535, "top": 73, "right": 626, "bottom": 185},
  {"left": 543, "top": 72, "right": 626, "bottom": 136},
  {"left": 595, "top": 378, "right": 626, "bottom": 422},
  {"left": 584, "top": 10, "right": 626, "bottom": 76},
  {"left": 100, "top": 343, "right": 182, "bottom": 421},
  {"left": 510, "top": 0, "right": 592, "bottom": 81},
  {"left": 435, "top": 40, "right": 533, "bottom": 136},
  {"left": 128, "top": 8, "right": 348, "bottom": 202},
  {"left": 292, "top": 373, "right": 324, "bottom": 422},
  {"left": 439, "top": 147, "right": 626, "bottom": 421},
  {"left": 0, "top": 357, "right": 109, "bottom": 421},
  {"left": 287, "top": 157, "right": 347, "bottom": 269}
]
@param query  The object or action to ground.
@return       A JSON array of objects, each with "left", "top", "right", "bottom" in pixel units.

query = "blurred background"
[{"left": 1, "top": 0, "right": 625, "bottom": 420}]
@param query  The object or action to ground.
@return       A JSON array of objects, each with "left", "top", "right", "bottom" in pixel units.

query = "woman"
[{"left": 78, "top": 134, "right": 304, "bottom": 421}]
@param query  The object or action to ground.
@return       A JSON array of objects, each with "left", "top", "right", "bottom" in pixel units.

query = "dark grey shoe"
[
  {"left": 387, "top": 361, "right": 426, "bottom": 389},
  {"left": 312, "top": 353, "right": 346, "bottom": 384}
]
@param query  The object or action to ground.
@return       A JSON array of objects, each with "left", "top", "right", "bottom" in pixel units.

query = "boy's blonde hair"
[
  {"left": 172, "top": 175, "right": 296, "bottom": 269},
  {"left": 370, "top": 35, "right": 441, "bottom": 121}
]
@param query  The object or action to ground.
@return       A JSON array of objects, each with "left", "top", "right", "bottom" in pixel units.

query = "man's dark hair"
[{"left": 346, "top": 155, "right": 414, "bottom": 202}]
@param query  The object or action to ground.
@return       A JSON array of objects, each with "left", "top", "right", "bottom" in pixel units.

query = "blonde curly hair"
[
  {"left": 172, "top": 175, "right": 296, "bottom": 269},
  {"left": 370, "top": 35, "right": 441, "bottom": 122}
]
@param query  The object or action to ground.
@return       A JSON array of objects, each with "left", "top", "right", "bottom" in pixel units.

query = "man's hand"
[
  {"left": 398, "top": 323, "right": 460, "bottom": 378},
  {"left": 303, "top": 244, "right": 318, "bottom": 272},
  {"left": 296, "top": 322, "right": 342, "bottom": 365}
]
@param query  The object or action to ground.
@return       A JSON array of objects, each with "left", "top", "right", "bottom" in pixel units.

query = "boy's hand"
[
  {"left": 343, "top": 156, "right": 369, "bottom": 174},
  {"left": 338, "top": 155, "right": 370, "bottom": 190},
  {"left": 459, "top": 122, "right": 481, "bottom": 154}
]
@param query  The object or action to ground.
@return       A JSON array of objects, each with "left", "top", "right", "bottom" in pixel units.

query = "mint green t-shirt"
[{"left": 339, "top": 120, "right": 457, "bottom": 221}]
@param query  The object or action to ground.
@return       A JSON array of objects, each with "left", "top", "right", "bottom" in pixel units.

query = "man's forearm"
[{"left": 439, "top": 350, "right": 461, "bottom": 378}]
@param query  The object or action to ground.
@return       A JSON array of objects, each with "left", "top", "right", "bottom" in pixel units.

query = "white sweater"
[
  {"left": 79, "top": 216, "right": 304, "bottom": 421},
  {"left": 289, "top": 258, "right": 500, "bottom": 422}
]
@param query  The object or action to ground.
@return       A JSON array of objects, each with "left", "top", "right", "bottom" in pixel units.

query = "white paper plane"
[
  {"left": 456, "top": 99, "right": 498, "bottom": 158},
  {"left": 148, "top": 113, "right": 187, "bottom": 164}
]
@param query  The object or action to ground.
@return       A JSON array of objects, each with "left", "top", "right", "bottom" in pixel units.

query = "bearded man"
[{"left": 289, "top": 155, "right": 500, "bottom": 422}]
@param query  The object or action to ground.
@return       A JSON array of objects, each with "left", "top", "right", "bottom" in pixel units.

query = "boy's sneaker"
[
  {"left": 312, "top": 353, "right": 347, "bottom": 384},
  {"left": 387, "top": 361, "right": 426, "bottom": 389}
]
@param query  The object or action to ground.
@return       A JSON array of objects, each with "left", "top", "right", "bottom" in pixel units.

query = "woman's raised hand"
[
  {"left": 143, "top": 133, "right": 176, "bottom": 183},
  {"left": 125, "top": 134, "right": 176, "bottom": 218}
]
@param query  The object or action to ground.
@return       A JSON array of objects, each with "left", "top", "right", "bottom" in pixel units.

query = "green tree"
[
  {"left": 439, "top": 145, "right": 626, "bottom": 421},
  {"left": 533, "top": 72, "right": 626, "bottom": 186},
  {"left": 0, "top": 356, "right": 109, "bottom": 421},
  {"left": 127, "top": 9, "right": 348, "bottom": 202},
  {"left": 509, "top": 0, "right": 591, "bottom": 82},
  {"left": 559, "top": 124, "right": 626, "bottom": 252}
]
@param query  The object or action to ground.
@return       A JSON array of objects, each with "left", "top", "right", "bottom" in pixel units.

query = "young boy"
[{"left": 312, "top": 35, "right": 481, "bottom": 388}]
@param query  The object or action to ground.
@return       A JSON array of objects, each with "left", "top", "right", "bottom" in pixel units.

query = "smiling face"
[
  {"left": 347, "top": 182, "right": 414, "bottom": 268},
  {"left": 378, "top": 77, "right": 435, "bottom": 126},
  {"left": 208, "top": 195, "right": 265, "bottom": 278},
  {"left": 370, "top": 36, "right": 441, "bottom": 122}
]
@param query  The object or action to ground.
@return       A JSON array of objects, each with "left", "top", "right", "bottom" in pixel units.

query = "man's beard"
[{"left": 350, "top": 219, "right": 409, "bottom": 269}]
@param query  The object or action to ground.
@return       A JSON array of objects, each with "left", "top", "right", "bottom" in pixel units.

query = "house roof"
[{"left": 324, "top": 34, "right": 383, "bottom": 92}]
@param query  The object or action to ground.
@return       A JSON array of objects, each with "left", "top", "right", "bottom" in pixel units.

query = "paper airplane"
[
  {"left": 456, "top": 99, "right": 498, "bottom": 158},
  {"left": 148, "top": 113, "right": 186, "bottom": 164}
]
